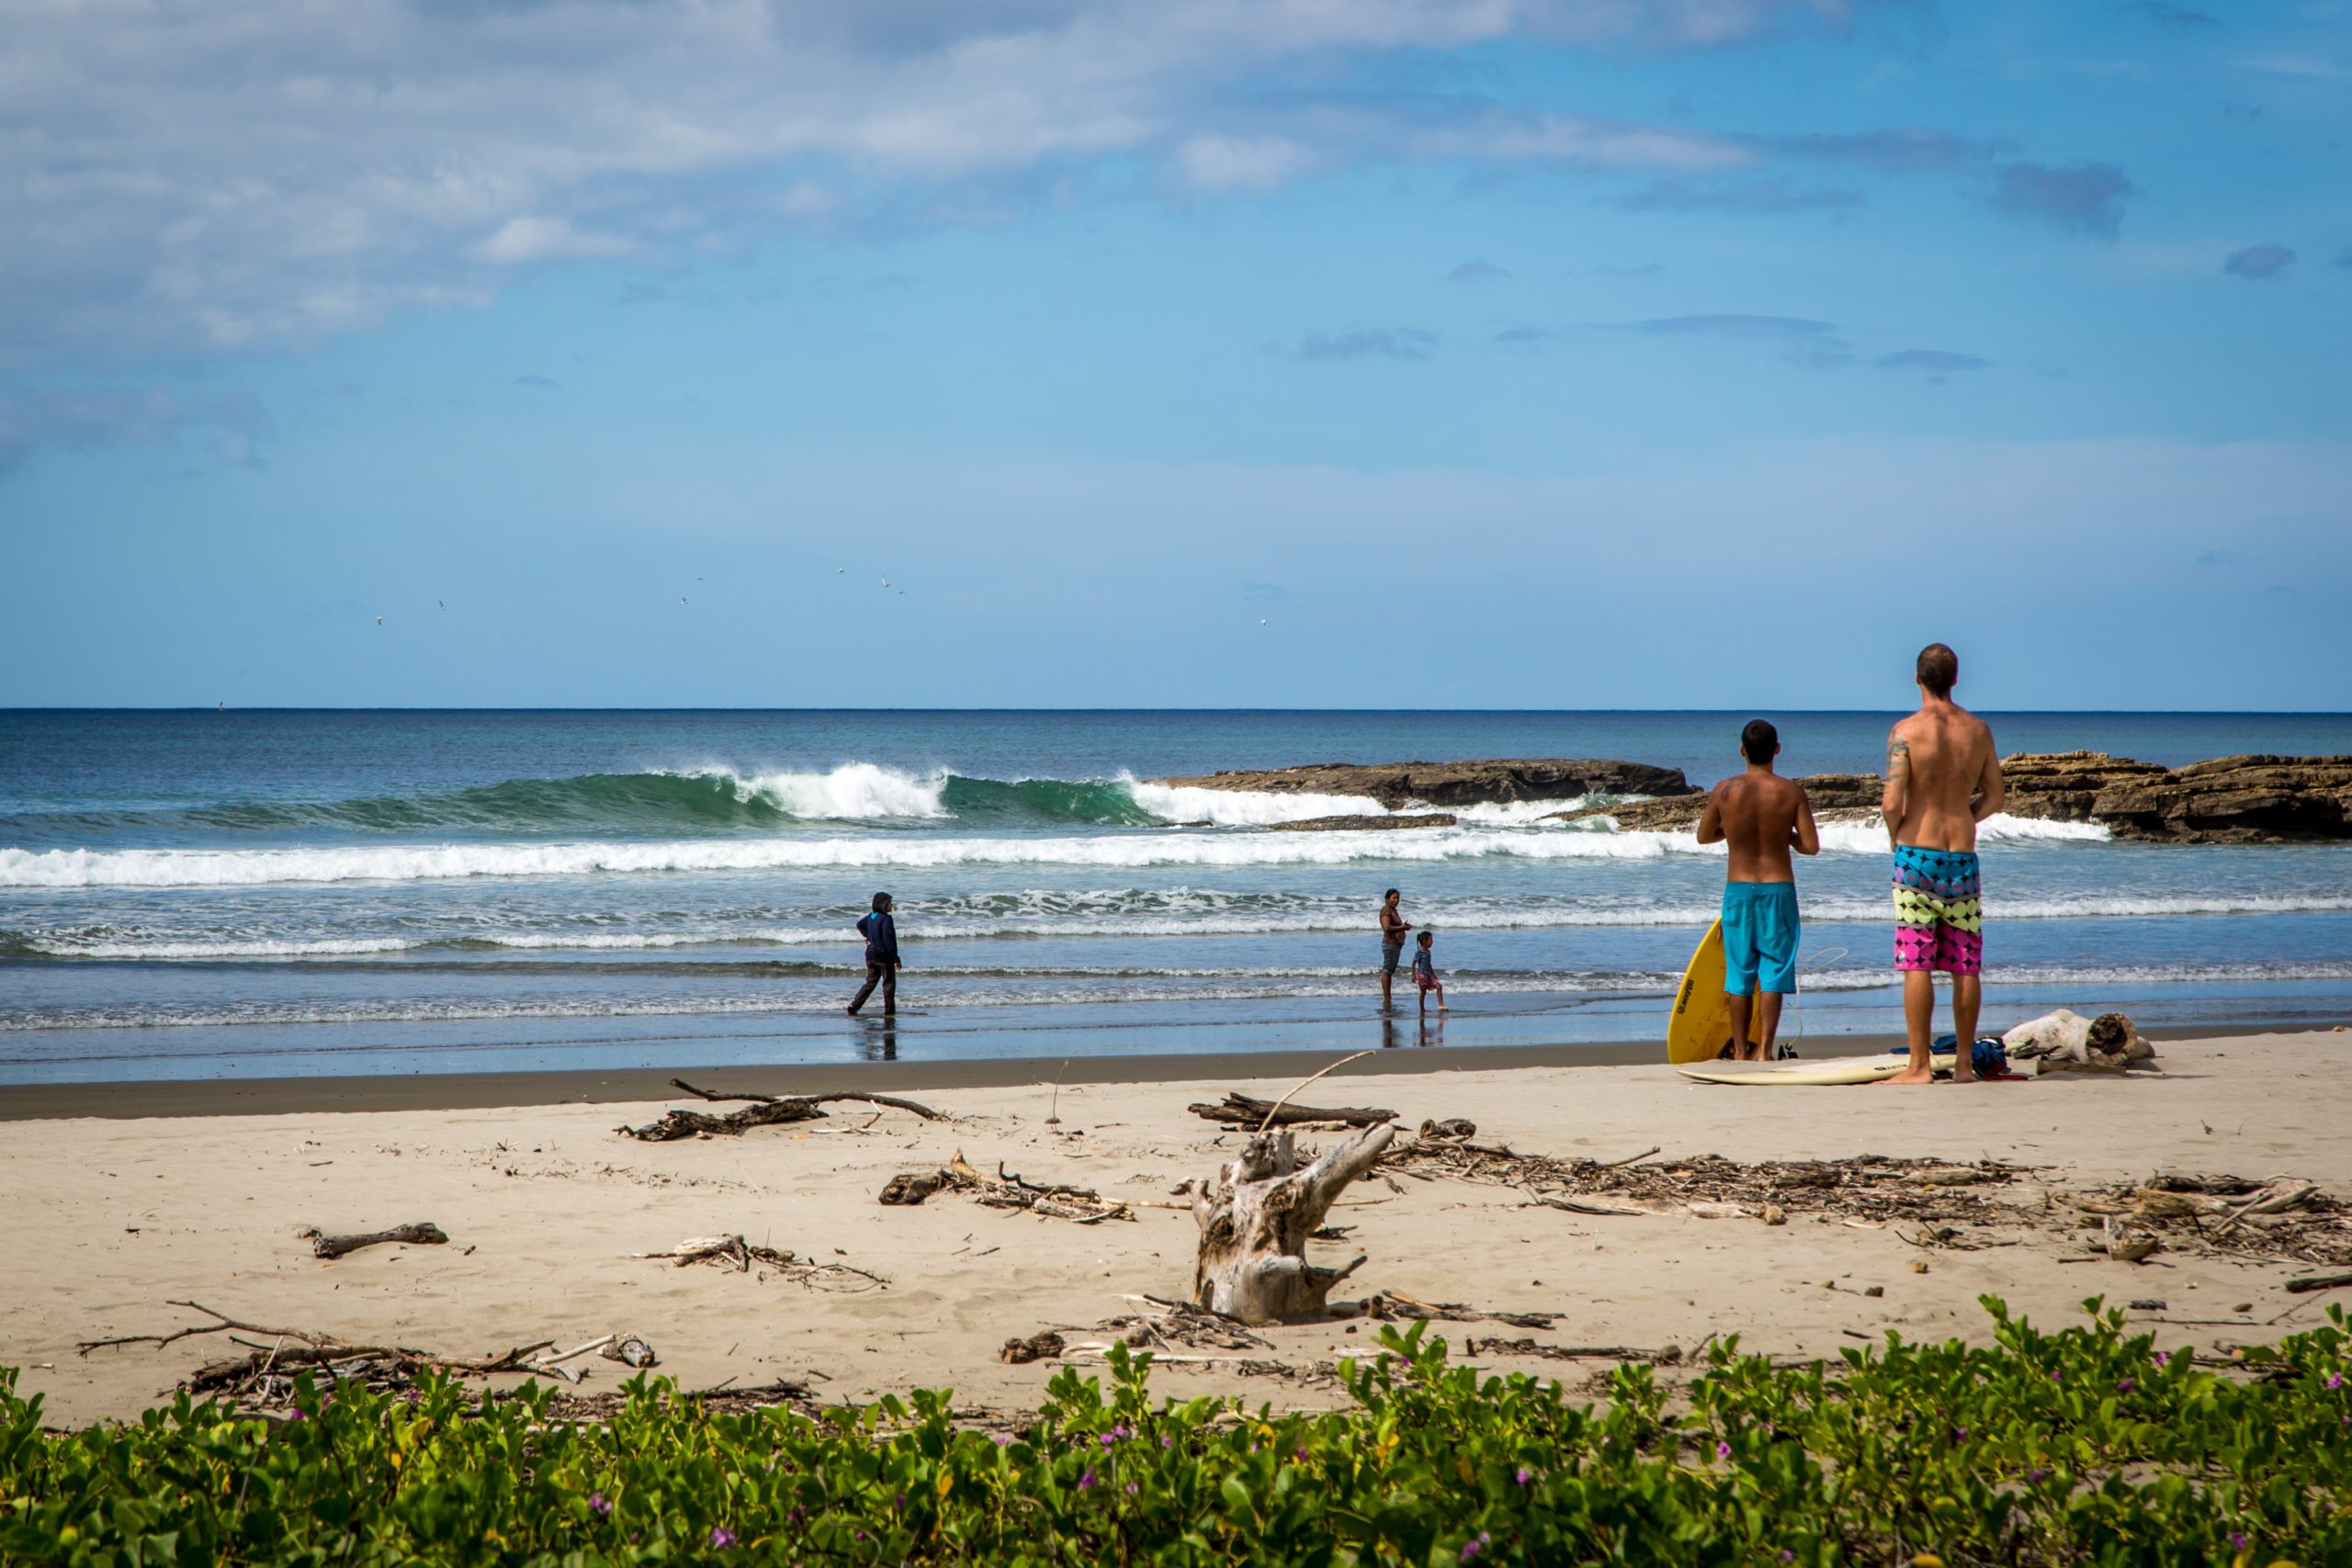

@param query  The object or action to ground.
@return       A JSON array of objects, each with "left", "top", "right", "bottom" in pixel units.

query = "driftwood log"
[
  {"left": 1186, "top": 1092, "right": 1398, "bottom": 1130},
  {"left": 879, "top": 1151, "right": 1134, "bottom": 1223},
  {"left": 302, "top": 1223, "right": 447, "bottom": 1260},
  {"left": 618, "top": 1079, "right": 943, "bottom": 1141},
  {"left": 1192, "top": 1122, "right": 1395, "bottom": 1323}
]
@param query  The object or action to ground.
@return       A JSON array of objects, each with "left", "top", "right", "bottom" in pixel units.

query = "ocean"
[{"left": 3, "top": 709, "right": 2348, "bottom": 1084}]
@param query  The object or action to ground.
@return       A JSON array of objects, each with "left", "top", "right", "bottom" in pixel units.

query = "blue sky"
[{"left": 2, "top": 0, "right": 2346, "bottom": 710}]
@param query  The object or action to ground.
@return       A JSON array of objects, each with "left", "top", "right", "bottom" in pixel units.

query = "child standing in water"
[{"left": 1411, "top": 930, "right": 1446, "bottom": 1014}]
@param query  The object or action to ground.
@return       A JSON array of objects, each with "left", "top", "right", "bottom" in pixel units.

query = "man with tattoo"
[{"left": 1880, "top": 643, "right": 2003, "bottom": 1084}]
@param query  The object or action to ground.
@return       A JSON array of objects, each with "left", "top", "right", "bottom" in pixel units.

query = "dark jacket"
[{"left": 856, "top": 910, "right": 899, "bottom": 965}]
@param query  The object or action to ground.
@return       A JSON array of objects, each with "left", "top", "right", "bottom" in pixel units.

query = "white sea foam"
[
  {"left": 1125, "top": 781, "right": 1389, "bottom": 825},
  {"left": 679, "top": 762, "right": 952, "bottom": 819}
]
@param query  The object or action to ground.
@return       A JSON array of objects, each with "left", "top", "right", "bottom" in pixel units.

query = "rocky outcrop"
[
  {"left": 1153, "top": 759, "right": 1691, "bottom": 809},
  {"left": 1997, "top": 751, "right": 2169, "bottom": 823},
  {"left": 1268, "top": 813, "right": 1457, "bottom": 832},
  {"left": 1550, "top": 752, "right": 2352, "bottom": 844},
  {"left": 2088, "top": 754, "right": 2352, "bottom": 843}
]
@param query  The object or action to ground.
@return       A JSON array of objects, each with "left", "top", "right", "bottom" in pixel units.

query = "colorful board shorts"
[
  {"left": 1721, "top": 881, "right": 1801, "bottom": 995},
  {"left": 1892, "top": 845, "right": 1983, "bottom": 975}
]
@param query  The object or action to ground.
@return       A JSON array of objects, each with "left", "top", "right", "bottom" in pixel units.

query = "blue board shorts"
[
  {"left": 1721, "top": 881, "right": 1801, "bottom": 995},
  {"left": 1380, "top": 940, "right": 1405, "bottom": 976}
]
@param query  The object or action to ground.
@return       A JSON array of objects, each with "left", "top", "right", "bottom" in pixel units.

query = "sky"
[{"left": 1, "top": 0, "right": 2347, "bottom": 711}]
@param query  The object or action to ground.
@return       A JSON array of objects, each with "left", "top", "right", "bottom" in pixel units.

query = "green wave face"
[
  {"left": 938, "top": 775, "right": 1160, "bottom": 827},
  {"left": 78, "top": 770, "right": 1165, "bottom": 837}
]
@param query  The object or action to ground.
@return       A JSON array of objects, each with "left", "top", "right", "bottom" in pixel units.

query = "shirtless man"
[
  {"left": 1697, "top": 719, "right": 1820, "bottom": 1060},
  {"left": 1881, "top": 643, "right": 2004, "bottom": 1085},
  {"left": 1377, "top": 888, "right": 1412, "bottom": 1009}
]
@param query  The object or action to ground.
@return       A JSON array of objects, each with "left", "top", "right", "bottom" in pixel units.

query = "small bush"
[{"left": 2, "top": 1297, "right": 2344, "bottom": 1564}]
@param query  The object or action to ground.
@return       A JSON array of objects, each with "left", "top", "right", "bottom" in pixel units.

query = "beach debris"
[
  {"left": 1187, "top": 1091, "right": 1398, "bottom": 1130},
  {"left": 1193, "top": 1120, "right": 1396, "bottom": 1324},
  {"left": 1466, "top": 1337, "right": 1676, "bottom": 1364},
  {"left": 300, "top": 1221, "right": 448, "bottom": 1260},
  {"left": 1385, "top": 1138, "right": 2028, "bottom": 1232},
  {"left": 1419, "top": 1117, "right": 1477, "bottom": 1140},
  {"left": 2002, "top": 1010, "right": 2160, "bottom": 1073},
  {"left": 617, "top": 1078, "right": 943, "bottom": 1141},
  {"left": 878, "top": 1151, "right": 1134, "bottom": 1223},
  {"left": 75, "top": 1301, "right": 644, "bottom": 1403},
  {"left": 630, "top": 1235, "right": 888, "bottom": 1291},
  {"left": 1101, "top": 1295, "right": 1276, "bottom": 1353},
  {"left": 2285, "top": 1270, "right": 2352, "bottom": 1294},
  {"left": 1000, "top": 1331, "right": 1066, "bottom": 1365},
  {"left": 1363, "top": 1292, "right": 1558, "bottom": 1330},
  {"left": 2060, "top": 1172, "right": 2348, "bottom": 1267}
]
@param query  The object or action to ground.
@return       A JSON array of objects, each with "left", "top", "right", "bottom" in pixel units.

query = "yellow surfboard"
[{"left": 1667, "top": 919, "right": 1735, "bottom": 1065}]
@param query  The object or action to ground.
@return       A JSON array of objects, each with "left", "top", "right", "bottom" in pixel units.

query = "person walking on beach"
[
  {"left": 1377, "top": 888, "right": 1412, "bottom": 1008},
  {"left": 848, "top": 891, "right": 900, "bottom": 1016},
  {"left": 1411, "top": 930, "right": 1447, "bottom": 1015},
  {"left": 1882, "top": 644, "right": 2003, "bottom": 1085},
  {"left": 1696, "top": 719, "right": 1819, "bottom": 1061}
]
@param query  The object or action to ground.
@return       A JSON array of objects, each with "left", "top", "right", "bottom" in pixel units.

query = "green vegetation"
[{"left": 4, "top": 1298, "right": 2346, "bottom": 1565}]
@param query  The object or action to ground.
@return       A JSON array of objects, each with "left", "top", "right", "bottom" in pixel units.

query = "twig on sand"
[{"left": 1256, "top": 1051, "right": 1381, "bottom": 1134}]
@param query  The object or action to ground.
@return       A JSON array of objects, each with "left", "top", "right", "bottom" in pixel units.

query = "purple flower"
[
  {"left": 1099, "top": 1433, "right": 1117, "bottom": 1450},
  {"left": 588, "top": 1493, "right": 611, "bottom": 1517},
  {"left": 992, "top": 1433, "right": 1012, "bottom": 1447},
  {"left": 1460, "top": 1531, "right": 1491, "bottom": 1561},
  {"left": 1125, "top": 1482, "right": 1139, "bottom": 1495},
  {"left": 2050, "top": 1371, "right": 2064, "bottom": 1383},
  {"left": 1112, "top": 1424, "right": 1130, "bottom": 1438},
  {"left": 1079, "top": 1468, "right": 1097, "bottom": 1491},
  {"left": 2026, "top": 1468, "right": 2050, "bottom": 1484},
  {"left": 2328, "top": 1373, "right": 2344, "bottom": 1391},
  {"left": 2118, "top": 1378, "right": 2134, "bottom": 1394},
  {"left": 1161, "top": 1437, "right": 1174, "bottom": 1450},
  {"left": 708, "top": 1527, "right": 737, "bottom": 1550},
  {"left": 1781, "top": 1554, "right": 1794, "bottom": 1564},
  {"left": 2230, "top": 1532, "right": 2248, "bottom": 1551},
  {"left": 1515, "top": 1467, "right": 1532, "bottom": 1486},
  {"left": 1716, "top": 1441, "right": 1731, "bottom": 1461},
  {"left": 1951, "top": 1427, "right": 1968, "bottom": 1443},
  {"left": 2152, "top": 1350, "right": 2170, "bottom": 1369}
]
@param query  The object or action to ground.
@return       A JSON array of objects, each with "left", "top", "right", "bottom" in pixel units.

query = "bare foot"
[{"left": 1878, "top": 1066, "right": 1939, "bottom": 1085}]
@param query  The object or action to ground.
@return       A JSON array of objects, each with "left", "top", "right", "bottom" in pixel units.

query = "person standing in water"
[
  {"left": 1881, "top": 643, "right": 2004, "bottom": 1085},
  {"left": 1410, "top": 930, "right": 1446, "bottom": 1015},
  {"left": 848, "top": 891, "right": 901, "bottom": 1016},
  {"left": 1377, "top": 888, "right": 1412, "bottom": 1009},
  {"left": 1696, "top": 719, "right": 1820, "bottom": 1060}
]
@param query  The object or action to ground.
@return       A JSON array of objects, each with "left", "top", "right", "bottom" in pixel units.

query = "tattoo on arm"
[{"left": 1886, "top": 737, "right": 1910, "bottom": 780}]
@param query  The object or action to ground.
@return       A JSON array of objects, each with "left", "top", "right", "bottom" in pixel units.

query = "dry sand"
[{"left": 6, "top": 1031, "right": 2348, "bottom": 1428}]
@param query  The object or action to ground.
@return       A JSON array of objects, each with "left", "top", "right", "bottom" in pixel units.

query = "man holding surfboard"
[
  {"left": 1696, "top": 719, "right": 1820, "bottom": 1061},
  {"left": 1881, "top": 643, "right": 2004, "bottom": 1086}
]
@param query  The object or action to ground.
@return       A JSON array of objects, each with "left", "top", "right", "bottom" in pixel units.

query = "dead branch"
[
  {"left": 667, "top": 1078, "right": 945, "bottom": 1120},
  {"left": 1467, "top": 1337, "right": 1673, "bottom": 1364},
  {"left": 630, "top": 1235, "right": 888, "bottom": 1291},
  {"left": 1364, "top": 1291, "right": 1559, "bottom": 1330},
  {"left": 876, "top": 1150, "right": 1133, "bottom": 1223},
  {"left": 620, "top": 1085, "right": 942, "bottom": 1142},
  {"left": 2286, "top": 1270, "right": 2352, "bottom": 1294},
  {"left": 301, "top": 1223, "right": 447, "bottom": 1260},
  {"left": 1188, "top": 1092, "right": 1397, "bottom": 1130},
  {"left": 75, "top": 1302, "right": 647, "bottom": 1400}
]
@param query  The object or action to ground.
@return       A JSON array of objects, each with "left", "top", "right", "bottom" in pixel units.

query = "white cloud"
[
  {"left": 0, "top": 0, "right": 1870, "bottom": 367},
  {"left": 471, "top": 216, "right": 635, "bottom": 265}
]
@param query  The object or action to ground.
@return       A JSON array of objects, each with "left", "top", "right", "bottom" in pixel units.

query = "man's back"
[
  {"left": 1887, "top": 705, "right": 1998, "bottom": 852},
  {"left": 1710, "top": 772, "right": 1809, "bottom": 883}
]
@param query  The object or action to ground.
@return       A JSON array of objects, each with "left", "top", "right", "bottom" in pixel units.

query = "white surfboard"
[{"left": 1676, "top": 1056, "right": 1929, "bottom": 1087}]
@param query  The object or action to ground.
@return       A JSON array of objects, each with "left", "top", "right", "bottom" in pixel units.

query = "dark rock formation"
[
  {"left": 1154, "top": 759, "right": 1692, "bottom": 809},
  {"left": 2088, "top": 754, "right": 2352, "bottom": 842},
  {"left": 1550, "top": 752, "right": 2352, "bottom": 843},
  {"left": 1267, "top": 813, "right": 1458, "bottom": 832}
]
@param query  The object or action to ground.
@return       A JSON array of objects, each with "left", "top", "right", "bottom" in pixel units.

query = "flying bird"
[
  {"left": 1259, "top": 618, "right": 1268, "bottom": 626},
  {"left": 375, "top": 616, "right": 383, "bottom": 626},
  {"left": 880, "top": 576, "right": 891, "bottom": 589},
  {"left": 680, "top": 596, "right": 689, "bottom": 605},
  {"left": 438, "top": 600, "right": 445, "bottom": 610}
]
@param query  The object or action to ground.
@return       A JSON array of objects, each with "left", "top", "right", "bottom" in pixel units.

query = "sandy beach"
[{"left": 7, "top": 1029, "right": 2347, "bottom": 1430}]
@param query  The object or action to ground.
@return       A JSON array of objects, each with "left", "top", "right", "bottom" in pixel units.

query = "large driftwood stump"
[{"left": 1192, "top": 1122, "right": 1395, "bottom": 1324}]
